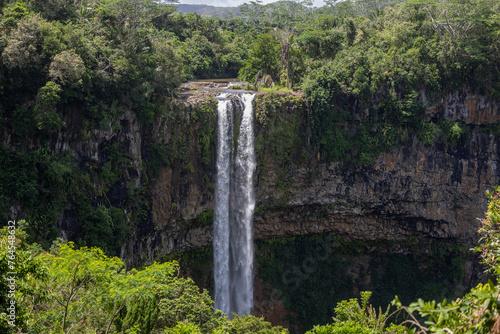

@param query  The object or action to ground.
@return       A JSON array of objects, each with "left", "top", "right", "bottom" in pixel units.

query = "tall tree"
[
  {"left": 99, "top": 0, "right": 178, "bottom": 51},
  {"left": 241, "top": 0, "right": 313, "bottom": 87}
]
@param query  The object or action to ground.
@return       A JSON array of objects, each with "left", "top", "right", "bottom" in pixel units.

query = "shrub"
[
  {"left": 2, "top": 14, "right": 45, "bottom": 70},
  {"left": 306, "top": 292, "right": 407, "bottom": 334},
  {"left": 307, "top": 321, "right": 376, "bottom": 334},
  {"left": 34, "top": 81, "right": 65, "bottom": 133},
  {"left": 439, "top": 120, "right": 466, "bottom": 145},
  {"left": 49, "top": 49, "right": 85, "bottom": 86},
  {"left": 417, "top": 122, "right": 439, "bottom": 145}
]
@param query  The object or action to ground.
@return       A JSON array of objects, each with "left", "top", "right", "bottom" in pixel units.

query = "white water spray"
[
  {"left": 213, "top": 93, "right": 232, "bottom": 314},
  {"left": 214, "top": 93, "right": 256, "bottom": 316}
]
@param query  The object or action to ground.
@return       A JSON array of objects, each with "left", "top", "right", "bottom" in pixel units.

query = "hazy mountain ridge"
[{"left": 174, "top": 4, "right": 241, "bottom": 17}]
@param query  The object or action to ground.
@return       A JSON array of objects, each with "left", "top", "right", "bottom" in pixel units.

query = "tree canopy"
[{"left": 0, "top": 224, "right": 288, "bottom": 333}]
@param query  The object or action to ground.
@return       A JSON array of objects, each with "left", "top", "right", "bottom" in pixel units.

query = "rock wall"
[
  {"left": 6, "top": 87, "right": 495, "bottom": 268},
  {"left": 426, "top": 88, "right": 500, "bottom": 124},
  {"left": 126, "top": 88, "right": 499, "bottom": 332},
  {"left": 255, "top": 129, "right": 498, "bottom": 246},
  {"left": 124, "top": 88, "right": 500, "bottom": 266}
]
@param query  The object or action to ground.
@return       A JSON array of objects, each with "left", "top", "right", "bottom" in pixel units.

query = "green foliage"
[
  {"left": 0, "top": 141, "right": 132, "bottom": 252},
  {"left": 77, "top": 203, "right": 130, "bottom": 255},
  {"left": 2, "top": 1, "right": 32, "bottom": 28},
  {"left": 163, "top": 101, "right": 216, "bottom": 171},
  {"left": 11, "top": 105, "right": 36, "bottom": 138},
  {"left": 155, "top": 13, "right": 251, "bottom": 79},
  {"left": 1, "top": 0, "right": 496, "bottom": 257},
  {"left": 160, "top": 246, "right": 213, "bottom": 291},
  {"left": 150, "top": 143, "right": 170, "bottom": 177},
  {"left": 126, "top": 182, "right": 151, "bottom": 228},
  {"left": 194, "top": 210, "right": 214, "bottom": 226},
  {"left": 0, "top": 5, "right": 499, "bottom": 334},
  {"left": 151, "top": 37, "right": 184, "bottom": 97},
  {"left": 438, "top": 120, "right": 466, "bottom": 145},
  {"left": 27, "top": 0, "right": 78, "bottom": 21},
  {"left": 417, "top": 120, "right": 467, "bottom": 146},
  {"left": 307, "top": 321, "right": 377, "bottom": 334},
  {"left": 296, "top": 29, "right": 344, "bottom": 59},
  {"left": 195, "top": 100, "right": 217, "bottom": 167},
  {"left": 334, "top": 292, "right": 389, "bottom": 330},
  {"left": 4, "top": 234, "right": 289, "bottom": 333},
  {"left": 68, "top": 140, "right": 133, "bottom": 255},
  {"left": 164, "top": 313, "right": 288, "bottom": 334},
  {"left": 0, "top": 0, "right": 194, "bottom": 251},
  {"left": 368, "top": 240, "right": 468, "bottom": 308},
  {"left": 0, "top": 0, "right": 187, "bottom": 132},
  {"left": 12, "top": 241, "right": 179, "bottom": 333},
  {"left": 2, "top": 14, "right": 51, "bottom": 71},
  {"left": 165, "top": 321, "right": 203, "bottom": 334},
  {"left": 49, "top": 49, "right": 86, "bottom": 86},
  {"left": 213, "top": 314, "right": 289, "bottom": 334},
  {"left": 0, "top": 222, "right": 46, "bottom": 332},
  {"left": 253, "top": 92, "right": 307, "bottom": 199},
  {"left": 239, "top": 33, "right": 281, "bottom": 83},
  {"left": 483, "top": 123, "right": 500, "bottom": 137},
  {"left": 26, "top": 242, "right": 125, "bottom": 332},
  {"left": 306, "top": 292, "right": 408, "bottom": 334},
  {"left": 301, "top": 0, "right": 498, "bottom": 162},
  {"left": 0, "top": 229, "right": 289, "bottom": 333},
  {"left": 393, "top": 280, "right": 500, "bottom": 334},
  {"left": 257, "top": 236, "right": 355, "bottom": 331},
  {"left": 180, "top": 32, "right": 217, "bottom": 79},
  {"left": 0, "top": 146, "right": 76, "bottom": 244},
  {"left": 254, "top": 92, "right": 305, "bottom": 164},
  {"left": 258, "top": 85, "right": 294, "bottom": 93},
  {"left": 158, "top": 277, "right": 225, "bottom": 332},
  {"left": 34, "top": 81, "right": 64, "bottom": 133},
  {"left": 476, "top": 187, "right": 500, "bottom": 276},
  {"left": 303, "top": 47, "right": 434, "bottom": 163},
  {"left": 417, "top": 122, "right": 439, "bottom": 145}
]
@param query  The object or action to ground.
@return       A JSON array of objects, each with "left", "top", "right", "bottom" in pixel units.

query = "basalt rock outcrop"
[
  {"left": 5, "top": 85, "right": 496, "bottom": 280},
  {"left": 254, "top": 130, "right": 498, "bottom": 245},
  {"left": 122, "top": 88, "right": 500, "bottom": 266}
]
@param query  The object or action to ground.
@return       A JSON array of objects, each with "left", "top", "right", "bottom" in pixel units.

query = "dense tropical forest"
[{"left": 1, "top": 0, "right": 500, "bottom": 332}]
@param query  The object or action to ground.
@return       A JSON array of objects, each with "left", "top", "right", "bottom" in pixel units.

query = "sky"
[{"left": 174, "top": 0, "right": 327, "bottom": 7}]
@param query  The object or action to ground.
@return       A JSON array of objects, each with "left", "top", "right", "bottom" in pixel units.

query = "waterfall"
[
  {"left": 213, "top": 93, "right": 232, "bottom": 314},
  {"left": 214, "top": 93, "right": 256, "bottom": 316}
]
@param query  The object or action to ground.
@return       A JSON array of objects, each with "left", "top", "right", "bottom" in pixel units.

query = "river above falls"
[{"left": 181, "top": 79, "right": 253, "bottom": 94}]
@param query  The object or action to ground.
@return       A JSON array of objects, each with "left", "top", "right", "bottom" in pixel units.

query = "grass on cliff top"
[{"left": 258, "top": 85, "right": 293, "bottom": 93}]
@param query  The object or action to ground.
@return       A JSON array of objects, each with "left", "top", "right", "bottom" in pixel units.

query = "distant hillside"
[{"left": 174, "top": 4, "right": 240, "bottom": 18}]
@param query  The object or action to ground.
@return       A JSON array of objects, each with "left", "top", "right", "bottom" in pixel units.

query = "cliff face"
[
  {"left": 427, "top": 88, "right": 500, "bottom": 124},
  {"left": 122, "top": 88, "right": 499, "bottom": 266},
  {"left": 130, "top": 87, "right": 499, "bottom": 331},
  {"left": 4, "top": 86, "right": 497, "bottom": 330},
  {"left": 4, "top": 87, "right": 494, "bottom": 262},
  {"left": 255, "top": 130, "right": 497, "bottom": 245}
]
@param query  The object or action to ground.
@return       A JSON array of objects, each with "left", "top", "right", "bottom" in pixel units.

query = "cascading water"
[
  {"left": 214, "top": 93, "right": 256, "bottom": 316},
  {"left": 213, "top": 93, "right": 232, "bottom": 314}
]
